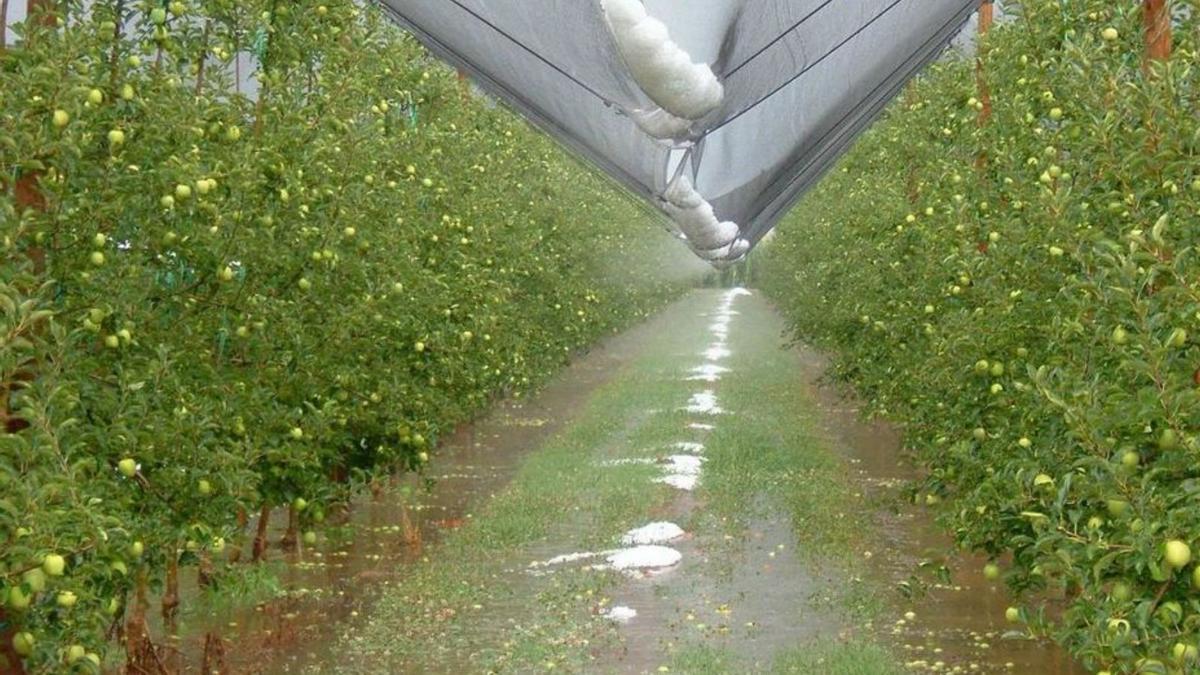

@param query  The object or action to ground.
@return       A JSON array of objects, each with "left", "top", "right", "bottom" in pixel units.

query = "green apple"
[
  {"left": 1173, "top": 643, "right": 1198, "bottom": 663},
  {"left": 198, "top": 479, "right": 212, "bottom": 495},
  {"left": 56, "top": 591, "right": 77, "bottom": 607},
  {"left": 1111, "top": 326, "right": 1128, "bottom": 345},
  {"left": 290, "top": 427, "right": 304, "bottom": 440},
  {"left": 1165, "top": 540, "right": 1192, "bottom": 569},
  {"left": 7, "top": 585, "right": 32, "bottom": 611},
  {"left": 1005, "top": 607, "right": 1020, "bottom": 623},
  {"left": 1105, "top": 499, "right": 1129, "bottom": 517},
  {"left": 1111, "top": 581, "right": 1132, "bottom": 602},
  {"left": 293, "top": 497, "right": 308, "bottom": 512},
  {"left": 302, "top": 531, "right": 317, "bottom": 545},
  {"left": 1158, "top": 601, "right": 1183, "bottom": 625},
  {"left": 42, "top": 553, "right": 66, "bottom": 576},
  {"left": 22, "top": 569, "right": 46, "bottom": 593},
  {"left": 118, "top": 458, "right": 137, "bottom": 477},
  {"left": 218, "top": 265, "right": 234, "bottom": 282},
  {"left": 1120, "top": 451, "right": 1139, "bottom": 469},
  {"left": 983, "top": 563, "right": 1000, "bottom": 580},
  {"left": 129, "top": 541, "right": 144, "bottom": 558},
  {"left": 90, "top": 251, "right": 106, "bottom": 266},
  {"left": 52, "top": 109, "right": 70, "bottom": 128},
  {"left": 1101, "top": 27, "right": 1118, "bottom": 41},
  {"left": 1159, "top": 428, "right": 1179, "bottom": 451},
  {"left": 298, "top": 278, "right": 312, "bottom": 291},
  {"left": 87, "top": 88, "right": 104, "bottom": 105},
  {"left": 11, "top": 632, "right": 34, "bottom": 657},
  {"left": 66, "top": 644, "right": 86, "bottom": 663}
]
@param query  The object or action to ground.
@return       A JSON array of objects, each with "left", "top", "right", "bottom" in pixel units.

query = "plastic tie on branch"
[{"left": 602, "top": 0, "right": 724, "bottom": 121}]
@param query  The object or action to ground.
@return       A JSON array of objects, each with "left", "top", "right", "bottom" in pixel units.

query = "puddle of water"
[
  {"left": 790, "top": 345, "right": 1087, "bottom": 675},
  {"left": 156, "top": 299, "right": 691, "bottom": 674},
  {"left": 599, "top": 289, "right": 847, "bottom": 672},
  {"left": 604, "top": 496, "right": 842, "bottom": 672}
]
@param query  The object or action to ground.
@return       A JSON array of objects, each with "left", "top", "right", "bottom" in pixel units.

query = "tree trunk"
[
  {"left": 251, "top": 502, "right": 272, "bottom": 562},
  {"left": 280, "top": 504, "right": 299, "bottom": 552},
  {"left": 198, "top": 551, "right": 215, "bottom": 589},
  {"left": 228, "top": 507, "right": 248, "bottom": 563},
  {"left": 125, "top": 572, "right": 165, "bottom": 674},
  {"left": 201, "top": 632, "right": 227, "bottom": 674},
  {"left": 161, "top": 555, "right": 180, "bottom": 625}
]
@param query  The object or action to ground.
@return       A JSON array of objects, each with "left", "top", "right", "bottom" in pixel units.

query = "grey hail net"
[{"left": 375, "top": 0, "right": 982, "bottom": 265}]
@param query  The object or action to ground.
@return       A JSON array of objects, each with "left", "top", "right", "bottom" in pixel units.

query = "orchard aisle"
[{"left": 307, "top": 289, "right": 1079, "bottom": 674}]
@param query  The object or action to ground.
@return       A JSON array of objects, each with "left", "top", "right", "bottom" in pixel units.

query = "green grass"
[
  {"left": 670, "top": 642, "right": 901, "bottom": 675},
  {"left": 329, "top": 294, "right": 726, "bottom": 673},
  {"left": 322, "top": 290, "right": 904, "bottom": 673}
]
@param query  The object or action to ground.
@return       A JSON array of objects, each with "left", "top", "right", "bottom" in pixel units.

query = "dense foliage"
[
  {"left": 762, "top": 2, "right": 1200, "bottom": 672},
  {"left": 0, "top": 1, "right": 699, "bottom": 670}
]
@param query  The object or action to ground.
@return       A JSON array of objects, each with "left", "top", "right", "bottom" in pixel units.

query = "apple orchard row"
[
  {"left": 0, "top": 1, "right": 694, "bottom": 671},
  {"left": 762, "top": 1, "right": 1200, "bottom": 673}
]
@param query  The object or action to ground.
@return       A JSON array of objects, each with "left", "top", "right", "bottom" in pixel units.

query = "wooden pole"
[
  {"left": 1144, "top": 0, "right": 1171, "bottom": 63},
  {"left": 457, "top": 68, "right": 470, "bottom": 101},
  {"left": 975, "top": 0, "right": 993, "bottom": 126}
]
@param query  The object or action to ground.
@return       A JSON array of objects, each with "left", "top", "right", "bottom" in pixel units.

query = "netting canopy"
[{"left": 378, "top": 0, "right": 980, "bottom": 265}]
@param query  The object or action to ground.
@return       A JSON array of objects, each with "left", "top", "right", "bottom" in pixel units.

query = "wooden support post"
[
  {"left": 975, "top": 0, "right": 993, "bottom": 126},
  {"left": 457, "top": 68, "right": 470, "bottom": 101},
  {"left": 1144, "top": 0, "right": 1171, "bottom": 64}
]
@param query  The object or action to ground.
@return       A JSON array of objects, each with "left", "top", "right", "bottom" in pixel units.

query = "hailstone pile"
[{"left": 602, "top": 0, "right": 724, "bottom": 139}]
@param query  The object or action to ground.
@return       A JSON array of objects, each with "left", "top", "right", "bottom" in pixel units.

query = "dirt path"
[{"left": 189, "top": 289, "right": 1084, "bottom": 674}]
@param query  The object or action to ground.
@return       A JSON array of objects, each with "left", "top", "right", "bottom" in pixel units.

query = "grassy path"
[{"left": 318, "top": 288, "right": 901, "bottom": 674}]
